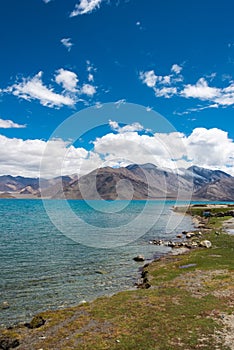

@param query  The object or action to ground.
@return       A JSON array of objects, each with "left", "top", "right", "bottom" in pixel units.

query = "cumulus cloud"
[
  {"left": 140, "top": 70, "right": 157, "bottom": 88},
  {"left": 5, "top": 72, "right": 75, "bottom": 108},
  {"left": 109, "top": 120, "right": 144, "bottom": 133},
  {"left": 80, "top": 83, "right": 96, "bottom": 96},
  {"left": 61, "top": 38, "right": 74, "bottom": 51},
  {"left": 70, "top": 0, "right": 103, "bottom": 17},
  {"left": 171, "top": 64, "right": 183, "bottom": 74},
  {"left": 0, "top": 135, "right": 97, "bottom": 178},
  {"left": 154, "top": 87, "right": 177, "bottom": 98},
  {"left": 92, "top": 125, "right": 234, "bottom": 175},
  {"left": 55, "top": 68, "right": 79, "bottom": 92},
  {"left": 182, "top": 78, "right": 220, "bottom": 100},
  {"left": 0, "top": 118, "right": 26, "bottom": 129},
  {"left": 186, "top": 128, "right": 234, "bottom": 169},
  {"left": 140, "top": 64, "right": 183, "bottom": 98},
  {"left": 0, "top": 126, "right": 233, "bottom": 177},
  {"left": 3, "top": 67, "right": 98, "bottom": 109},
  {"left": 140, "top": 65, "right": 234, "bottom": 110}
]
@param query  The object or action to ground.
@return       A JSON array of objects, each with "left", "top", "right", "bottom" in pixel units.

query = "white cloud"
[
  {"left": 42, "top": 0, "right": 51, "bottom": 3},
  {"left": 55, "top": 68, "right": 79, "bottom": 92},
  {"left": 171, "top": 64, "right": 183, "bottom": 74},
  {"left": 61, "top": 38, "right": 74, "bottom": 52},
  {"left": 182, "top": 78, "right": 220, "bottom": 100},
  {"left": 0, "top": 118, "right": 26, "bottom": 129},
  {"left": 88, "top": 73, "right": 94, "bottom": 82},
  {"left": 6, "top": 72, "right": 75, "bottom": 108},
  {"left": 140, "top": 65, "right": 234, "bottom": 110},
  {"left": 154, "top": 87, "right": 177, "bottom": 98},
  {"left": 70, "top": 0, "right": 103, "bottom": 17},
  {"left": 140, "top": 70, "right": 157, "bottom": 88},
  {"left": 0, "top": 126, "right": 233, "bottom": 178},
  {"left": 186, "top": 128, "right": 234, "bottom": 170},
  {"left": 140, "top": 65, "right": 182, "bottom": 98},
  {"left": 81, "top": 83, "right": 96, "bottom": 96},
  {"left": 0, "top": 135, "right": 96, "bottom": 178},
  {"left": 3, "top": 67, "right": 99, "bottom": 109},
  {"left": 109, "top": 120, "right": 144, "bottom": 133},
  {"left": 92, "top": 125, "right": 234, "bottom": 175}
]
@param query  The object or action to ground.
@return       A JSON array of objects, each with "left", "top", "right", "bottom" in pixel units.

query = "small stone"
[
  {"left": 199, "top": 240, "right": 212, "bottom": 248},
  {"left": 1, "top": 301, "right": 10, "bottom": 310},
  {"left": 177, "top": 234, "right": 182, "bottom": 238},
  {"left": 95, "top": 270, "right": 107, "bottom": 275},
  {"left": 186, "top": 232, "right": 195, "bottom": 238}
]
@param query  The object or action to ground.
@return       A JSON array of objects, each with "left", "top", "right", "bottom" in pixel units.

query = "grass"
[{"left": 1, "top": 205, "right": 234, "bottom": 349}]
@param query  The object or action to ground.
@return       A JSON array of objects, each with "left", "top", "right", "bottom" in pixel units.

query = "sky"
[{"left": 0, "top": 0, "right": 234, "bottom": 178}]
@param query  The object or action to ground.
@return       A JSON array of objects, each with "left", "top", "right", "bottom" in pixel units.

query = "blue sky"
[{"left": 0, "top": 0, "right": 234, "bottom": 177}]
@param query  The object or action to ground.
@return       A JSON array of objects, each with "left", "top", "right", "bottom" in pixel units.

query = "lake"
[{"left": 0, "top": 199, "right": 195, "bottom": 326}]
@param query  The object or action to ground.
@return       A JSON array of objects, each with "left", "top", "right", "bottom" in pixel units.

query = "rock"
[
  {"left": 186, "top": 232, "right": 195, "bottom": 238},
  {"left": 199, "top": 240, "right": 212, "bottom": 248},
  {"left": 133, "top": 255, "right": 145, "bottom": 262},
  {"left": 198, "top": 224, "right": 206, "bottom": 229},
  {"left": 177, "top": 234, "right": 182, "bottom": 238},
  {"left": 137, "top": 280, "right": 151, "bottom": 289},
  {"left": 0, "top": 336, "right": 19, "bottom": 350},
  {"left": 141, "top": 270, "right": 149, "bottom": 279},
  {"left": 1, "top": 302, "right": 10, "bottom": 310},
  {"left": 25, "top": 315, "right": 46, "bottom": 329},
  {"left": 95, "top": 270, "right": 107, "bottom": 275},
  {"left": 214, "top": 212, "right": 225, "bottom": 217}
]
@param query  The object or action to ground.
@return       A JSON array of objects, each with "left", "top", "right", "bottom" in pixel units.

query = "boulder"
[
  {"left": 199, "top": 240, "right": 212, "bottom": 248},
  {"left": 133, "top": 255, "right": 145, "bottom": 262},
  {"left": 25, "top": 315, "right": 46, "bottom": 329}
]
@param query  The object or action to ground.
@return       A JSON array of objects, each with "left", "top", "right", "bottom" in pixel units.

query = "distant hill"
[
  {"left": 0, "top": 175, "right": 74, "bottom": 198},
  {"left": 0, "top": 165, "right": 233, "bottom": 201},
  {"left": 53, "top": 164, "right": 234, "bottom": 201},
  {"left": 193, "top": 177, "right": 234, "bottom": 201}
]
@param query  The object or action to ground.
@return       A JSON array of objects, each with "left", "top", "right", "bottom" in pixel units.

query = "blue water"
[{"left": 0, "top": 199, "right": 194, "bottom": 326}]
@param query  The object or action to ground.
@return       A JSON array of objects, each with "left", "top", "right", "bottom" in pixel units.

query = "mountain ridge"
[{"left": 0, "top": 164, "right": 233, "bottom": 201}]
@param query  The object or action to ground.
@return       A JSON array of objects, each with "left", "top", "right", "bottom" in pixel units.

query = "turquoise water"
[{"left": 0, "top": 199, "right": 194, "bottom": 326}]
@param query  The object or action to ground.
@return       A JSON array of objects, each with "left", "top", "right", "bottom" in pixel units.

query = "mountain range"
[{"left": 0, "top": 164, "right": 233, "bottom": 201}]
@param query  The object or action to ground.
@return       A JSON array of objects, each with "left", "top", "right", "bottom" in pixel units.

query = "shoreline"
[{"left": 1, "top": 203, "right": 234, "bottom": 349}]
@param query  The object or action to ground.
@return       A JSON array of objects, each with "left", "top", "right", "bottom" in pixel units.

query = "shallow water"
[{"left": 0, "top": 199, "right": 194, "bottom": 326}]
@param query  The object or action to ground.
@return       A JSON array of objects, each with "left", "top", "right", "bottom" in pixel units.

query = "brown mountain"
[
  {"left": 55, "top": 164, "right": 233, "bottom": 200},
  {"left": 193, "top": 177, "right": 234, "bottom": 201},
  {"left": 55, "top": 166, "right": 167, "bottom": 200},
  {"left": 0, "top": 165, "right": 233, "bottom": 201}
]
